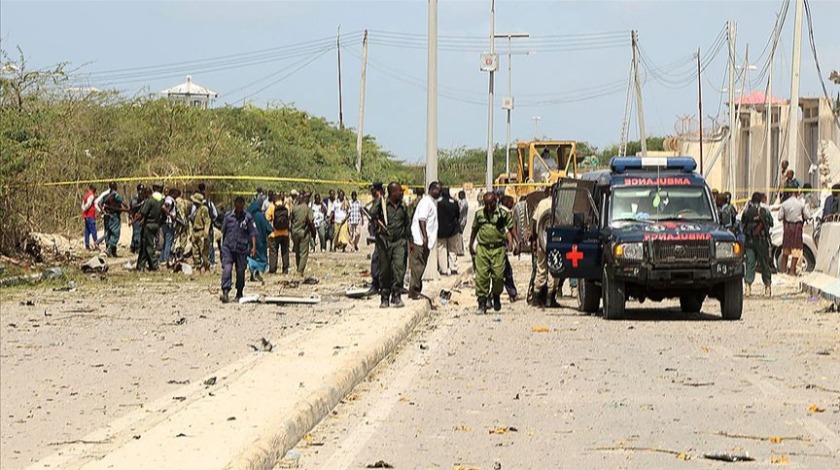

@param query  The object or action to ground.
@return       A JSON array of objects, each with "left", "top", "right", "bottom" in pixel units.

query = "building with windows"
[
  {"left": 677, "top": 94, "right": 839, "bottom": 200},
  {"left": 160, "top": 76, "right": 217, "bottom": 109}
]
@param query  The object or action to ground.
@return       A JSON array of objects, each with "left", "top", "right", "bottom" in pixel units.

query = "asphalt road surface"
[{"left": 295, "top": 257, "right": 840, "bottom": 469}]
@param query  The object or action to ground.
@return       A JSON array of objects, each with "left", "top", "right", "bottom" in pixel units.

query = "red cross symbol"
[{"left": 566, "top": 244, "right": 584, "bottom": 268}]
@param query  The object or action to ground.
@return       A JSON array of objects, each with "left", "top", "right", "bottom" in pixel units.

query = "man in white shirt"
[{"left": 408, "top": 181, "right": 441, "bottom": 299}]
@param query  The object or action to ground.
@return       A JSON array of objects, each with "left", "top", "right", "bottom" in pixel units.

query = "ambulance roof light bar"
[{"left": 610, "top": 156, "right": 697, "bottom": 174}]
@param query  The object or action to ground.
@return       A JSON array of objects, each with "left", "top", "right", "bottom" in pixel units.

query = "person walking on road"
[
  {"left": 742, "top": 192, "right": 774, "bottom": 297},
  {"left": 778, "top": 189, "right": 811, "bottom": 276},
  {"left": 266, "top": 194, "right": 291, "bottom": 274},
  {"left": 134, "top": 185, "right": 163, "bottom": 272},
  {"left": 324, "top": 189, "right": 336, "bottom": 252},
  {"left": 291, "top": 192, "right": 316, "bottom": 277},
  {"left": 470, "top": 192, "right": 516, "bottom": 314},
  {"left": 408, "top": 182, "right": 441, "bottom": 299},
  {"left": 369, "top": 182, "right": 410, "bottom": 308},
  {"left": 190, "top": 192, "right": 211, "bottom": 274},
  {"left": 220, "top": 197, "right": 257, "bottom": 303},
  {"left": 436, "top": 187, "right": 461, "bottom": 275},
  {"left": 81, "top": 184, "right": 98, "bottom": 251}
]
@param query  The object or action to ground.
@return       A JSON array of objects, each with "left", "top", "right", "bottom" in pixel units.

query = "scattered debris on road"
[
  {"left": 489, "top": 426, "right": 518, "bottom": 434},
  {"left": 249, "top": 337, "right": 273, "bottom": 352},
  {"left": 203, "top": 376, "right": 217, "bottom": 387},
  {"left": 703, "top": 452, "right": 755, "bottom": 462},
  {"left": 530, "top": 326, "right": 550, "bottom": 333},
  {"left": 366, "top": 460, "right": 394, "bottom": 469},
  {"left": 713, "top": 431, "right": 809, "bottom": 442},
  {"left": 807, "top": 404, "right": 825, "bottom": 413}
]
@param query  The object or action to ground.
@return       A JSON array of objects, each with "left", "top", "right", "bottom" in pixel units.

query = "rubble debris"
[
  {"left": 439, "top": 289, "right": 452, "bottom": 305},
  {"left": 249, "top": 338, "right": 273, "bottom": 352},
  {"left": 174, "top": 317, "right": 187, "bottom": 325},
  {"left": 81, "top": 256, "right": 108, "bottom": 274},
  {"left": 302, "top": 277, "right": 319, "bottom": 285},
  {"left": 167, "top": 380, "right": 189, "bottom": 385},
  {"left": 203, "top": 376, "right": 217, "bottom": 386},
  {"left": 703, "top": 452, "right": 755, "bottom": 462},
  {"left": 366, "top": 461, "right": 394, "bottom": 469}
]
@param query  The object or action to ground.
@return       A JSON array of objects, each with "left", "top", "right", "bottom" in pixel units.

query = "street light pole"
[
  {"left": 494, "top": 33, "right": 530, "bottom": 181},
  {"left": 532, "top": 116, "right": 541, "bottom": 138},
  {"left": 484, "top": 0, "right": 496, "bottom": 191},
  {"left": 426, "top": 0, "right": 438, "bottom": 185}
]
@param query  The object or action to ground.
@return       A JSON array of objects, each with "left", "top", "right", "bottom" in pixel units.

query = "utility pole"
[
  {"left": 426, "top": 0, "right": 438, "bottom": 186},
  {"left": 337, "top": 26, "right": 344, "bottom": 130},
  {"left": 495, "top": 33, "right": 530, "bottom": 180},
  {"left": 727, "top": 21, "right": 737, "bottom": 191},
  {"left": 697, "top": 47, "right": 703, "bottom": 174},
  {"left": 766, "top": 48, "right": 774, "bottom": 190},
  {"left": 631, "top": 30, "right": 648, "bottom": 157},
  {"left": 787, "top": 0, "right": 804, "bottom": 175},
  {"left": 532, "top": 116, "right": 541, "bottom": 138},
  {"left": 355, "top": 30, "right": 368, "bottom": 174},
  {"left": 484, "top": 0, "right": 496, "bottom": 191}
]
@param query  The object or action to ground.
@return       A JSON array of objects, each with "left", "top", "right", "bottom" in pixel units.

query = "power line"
[
  {"left": 237, "top": 47, "right": 334, "bottom": 105},
  {"left": 224, "top": 45, "right": 335, "bottom": 100},
  {"left": 803, "top": 0, "right": 840, "bottom": 131}
]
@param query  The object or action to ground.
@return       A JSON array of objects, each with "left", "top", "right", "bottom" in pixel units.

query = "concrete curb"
[
  {"left": 800, "top": 272, "right": 840, "bottom": 308},
  {"left": 236, "top": 270, "right": 473, "bottom": 470}
]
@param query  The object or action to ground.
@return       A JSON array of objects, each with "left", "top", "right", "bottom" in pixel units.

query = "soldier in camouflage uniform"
[
  {"left": 469, "top": 192, "right": 517, "bottom": 314},
  {"left": 741, "top": 192, "right": 774, "bottom": 297}
]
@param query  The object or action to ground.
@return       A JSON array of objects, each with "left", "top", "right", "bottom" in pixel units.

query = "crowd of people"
[
  {"left": 79, "top": 180, "right": 482, "bottom": 305},
  {"left": 714, "top": 160, "right": 840, "bottom": 298}
]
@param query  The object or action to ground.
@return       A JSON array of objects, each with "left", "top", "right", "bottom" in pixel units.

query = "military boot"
[
  {"left": 220, "top": 290, "right": 230, "bottom": 303},
  {"left": 391, "top": 292, "right": 405, "bottom": 308},
  {"left": 380, "top": 290, "right": 390, "bottom": 309},
  {"left": 530, "top": 286, "right": 547, "bottom": 307},
  {"left": 546, "top": 288, "right": 560, "bottom": 308},
  {"left": 477, "top": 298, "right": 487, "bottom": 315},
  {"left": 492, "top": 295, "right": 502, "bottom": 312}
]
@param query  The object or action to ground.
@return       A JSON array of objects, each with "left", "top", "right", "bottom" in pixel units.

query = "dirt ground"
[{"left": 0, "top": 247, "right": 376, "bottom": 470}]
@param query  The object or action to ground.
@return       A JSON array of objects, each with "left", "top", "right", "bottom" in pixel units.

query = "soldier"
[
  {"left": 742, "top": 192, "right": 773, "bottom": 297},
  {"left": 129, "top": 184, "right": 145, "bottom": 254},
  {"left": 499, "top": 195, "right": 520, "bottom": 302},
  {"left": 369, "top": 182, "right": 410, "bottom": 308},
  {"left": 220, "top": 197, "right": 257, "bottom": 303},
  {"left": 469, "top": 192, "right": 516, "bottom": 314},
  {"left": 364, "top": 182, "right": 385, "bottom": 296},
  {"left": 291, "top": 192, "right": 316, "bottom": 277},
  {"left": 528, "top": 187, "right": 559, "bottom": 307},
  {"left": 134, "top": 185, "right": 163, "bottom": 272},
  {"left": 190, "top": 192, "right": 211, "bottom": 273},
  {"left": 100, "top": 182, "right": 129, "bottom": 257}
]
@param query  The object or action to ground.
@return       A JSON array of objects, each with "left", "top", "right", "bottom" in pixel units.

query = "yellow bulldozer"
[
  {"left": 493, "top": 140, "right": 579, "bottom": 254},
  {"left": 495, "top": 140, "right": 579, "bottom": 199}
]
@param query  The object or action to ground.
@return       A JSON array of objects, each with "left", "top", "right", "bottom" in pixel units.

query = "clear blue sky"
[{"left": 2, "top": 1, "right": 838, "bottom": 162}]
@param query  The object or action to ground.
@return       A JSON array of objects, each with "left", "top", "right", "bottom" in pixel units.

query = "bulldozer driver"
[{"left": 529, "top": 186, "right": 561, "bottom": 308}]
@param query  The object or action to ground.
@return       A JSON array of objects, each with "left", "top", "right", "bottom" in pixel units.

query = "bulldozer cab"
[{"left": 522, "top": 141, "right": 576, "bottom": 183}]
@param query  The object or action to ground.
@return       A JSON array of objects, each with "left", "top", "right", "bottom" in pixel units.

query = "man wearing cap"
[
  {"left": 190, "top": 192, "right": 211, "bottom": 273},
  {"left": 135, "top": 185, "right": 164, "bottom": 271},
  {"left": 369, "top": 182, "right": 410, "bottom": 308},
  {"left": 291, "top": 192, "right": 316, "bottom": 277},
  {"left": 220, "top": 197, "right": 258, "bottom": 303}
]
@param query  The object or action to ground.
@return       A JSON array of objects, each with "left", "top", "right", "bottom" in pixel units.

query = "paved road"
[{"left": 295, "top": 257, "right": 840, "bottom": 469}]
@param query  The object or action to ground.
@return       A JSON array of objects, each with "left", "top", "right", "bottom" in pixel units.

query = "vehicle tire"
[
  {"left": 679, "top": 294, "right": 705, "bottom": 313},
  {"left": 513, "top": 201, "right": 530, "bottom": 253},
  {"left": 578, "top": 279, "right": 601, "bottom": 314},
  {"left": 602, "top": 267, "right": 625, "bottom": 320},
  {"left": 720, "top": 280, "right": 743, "bottom": 320},
  {"left": 536, "top": 210, "right": 551, "bottom": 253}
]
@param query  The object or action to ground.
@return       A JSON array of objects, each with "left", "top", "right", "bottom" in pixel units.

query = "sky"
[{"left": 2, "top": 0, "right": 838, "bottom": 163}]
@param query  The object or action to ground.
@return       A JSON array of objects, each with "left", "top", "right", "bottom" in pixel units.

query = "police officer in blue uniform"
[{"left": 220, "top": 196, "right": 257, "bottom": 303}]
